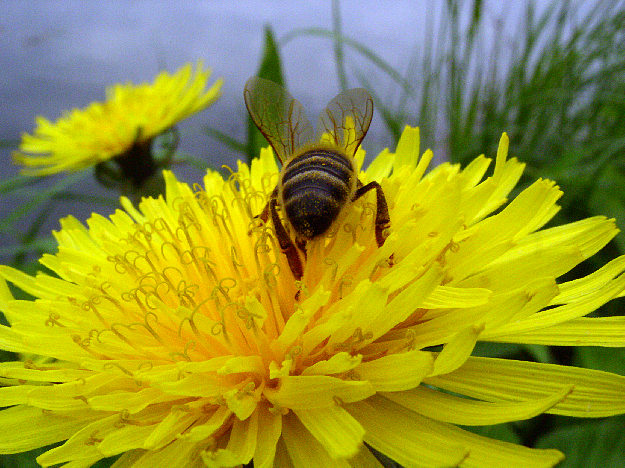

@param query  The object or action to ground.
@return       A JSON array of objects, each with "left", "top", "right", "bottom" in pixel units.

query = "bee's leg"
[
  {"left": 256, "top": 187, "right": 278, "bottom": 224},
  {"left": 270, "top": 198, "right": 304, "bottom": 280},
  {"left": 295, "top": 238, "right": 308, "bottom": 259},
  {"left": 352, "top": 181, "right": 391, "bottom": 247}
]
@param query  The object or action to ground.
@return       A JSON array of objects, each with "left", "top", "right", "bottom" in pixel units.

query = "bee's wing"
[
  {"left": 244, "top": 77, "right": 315, "bottom": 163},
  {"left": 317, "top": 88, "right": 373, "bottom": 156}
]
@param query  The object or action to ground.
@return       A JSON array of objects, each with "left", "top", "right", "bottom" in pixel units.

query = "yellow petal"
[
  {"left": 463, "top": 153, "right": 525, "bottom": 224},
  {"left": 97, "top": 423, "right": 156, "bottom": 457},
  {"left": 421, "top": 285, "right": 491, "bottom": 309},
  {"left": 459, "top": 154, "right": 491, "bottom": 188},
  {"left": 265, "top": 375, "right": 374, "bottom": 410},
  {"left": 294, "top": 405, "right": 364, "bottom": 459},
  {"left": 111, "top": 439, "right": 203, "bottom": 468},
  {"left": 347, "top": 396, "right": 469, "bottom": 467},
  {"left": 502, "top": 216, "right": 618, "bottom": 268},
  {"left": 493, "top": 132, "right": 509, "bottom": 180},
  {"left": 274, "top": 288, "right": 331, "bottom": 354},
  {"left": 0, "top": 266, "right": 72, "bottom": 300},
  {"left": 302, "top": 352, "right": 363, "bottom": 376},
  {"left": 325, "top": 281, "right": 389, "bottom": 348},
  {"left": 142, "top": 408, "right": 198, "bottom": 450},
  {"left": 426, "top": 356, "right": 625, "bottom": 417},
  {"left": 182, "top": 406, "right": 231, "bottom": 442},
  {"left": 364, "top": 148, "right": 394, "bottom": 182},
  {"left": 204, "top": 410, "right": 258, "bottom": 467},
  {"left": 348, "top": 446, "right": 384, "bottom": 468},
  {"left": 372, "top": 264, "right": 442, "bottom": 339},
  {"left": 554, "top": 255, "right": 625, "bottom": 304},
  {"left": 273, "top": 438, "right": 295, "bottom": 468},
  {"left": 87, "top": 387, "right": 169, "bottom": 413},
  {"left": 430, "top": 324, "right": 483, "bottom": 376},
  {"left": 385, "top": 385, "right": 572, "bottom": 425},
  {"left": 487, "top": 316, "right": 625, "bottom": 346},
  {"left": 392, "top": 125, "right": 420, "bottom": 169},
  {"left": 354, "top": 350, "right": 433, "bottom": 391},
  {"left": 484, "top": 270, "right": 625, "bottom": 337},
  {"left": 0, "top": 361, "right": 92, "bottom": 383},
  {"left": 157, "top": 373, "right": 228, "bottom": 397},
  {"left": 0, "top": 405, "right": 98, "bottom": 454},
  {"left": 281, "top": 413, "right": 349, "bottom": 467},
  {"left": 414, "top": 148, "right": 434, "bottom": 182},
  {"left": 38, "top": 414, "right": 122, "bottom": 466},
  {"left": 413, "top": 279, "right": 553, "bottom": 348},
  {"left": 349, "top": 395, "right": 563, "bottom": 468},
  {"left": 253, "top": 406, "right": 282, "bottom": 468},
  {"left": 217, "top": 355, "right": 265, "bottom": 375},
  {"left": 0, "top": 276, "right": 13, "bottom": 310},
  {"left": 223, "top": 386, "right": 259, "bottom": 420}
]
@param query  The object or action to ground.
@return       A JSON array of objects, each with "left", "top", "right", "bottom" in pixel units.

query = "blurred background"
[{"left": 1, "top": 1, "right": 625, "bottom": 466}]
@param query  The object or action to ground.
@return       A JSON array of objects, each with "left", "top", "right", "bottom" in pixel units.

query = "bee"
[{"left": 244, "top": 77, "right": 391, "bottom": 280}]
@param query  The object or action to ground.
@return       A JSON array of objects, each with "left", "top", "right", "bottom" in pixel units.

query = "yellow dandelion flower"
[
  {"left": 1, "top": 127, "right": 625, "bottom": 467},
  {"left": 13, "top": 62, "right": 223, "bottom": 183}
]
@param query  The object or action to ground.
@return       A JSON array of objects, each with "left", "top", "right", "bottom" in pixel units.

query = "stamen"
[
  {"left": 343, "top": 222, "right": 365, "bottom": 243},
  {"left": 230, "top": 246, "right": 244, "bottom": 269},
  {"left": 45, "top": 313, "right": 62, "bottom": 327},
  {"left": 370, "top": 257, "right": 393, "bottom": 280},
  {"left": 131, "top": 251, "right": 158, "bottom": 275},
  {"left": 152, "top": 217, "right": 177, "bottom": 241},
  {"left": 107, "top": 253, "right": 136, "bottom": 275},
  {"left": 85, "top": 431, "right": 103, "bottom": 446},
  {"left": 81, "top": 296, "right": 107, "bottom": 324},
  {"left": 260, "top": 172, "right": 279, "bottom": 195},
  {"left": 170, "top": 340, "right": 195, "bottom": 361},
  {"left": 103, "top": 362, "right": 134, "bottom": 376},
  {"left": 114, "top": 410, "right": 131, "bottom": 428},
  {"left": 324, "top": 257, "right": 339, "bottom": 284},
  {"left": 211, "top": 321, "right": 226, "bottom": 337},
  {"left": 160, "top": 241, "right": 183, "bottom": 263},
  {"left": 263, "top": 263, "right": 280, "bottom": 289},
  {"left": 333, "top": 396, "right": 345, "bottom": 406},
  {"left": 338, "top": 275, "right": 353, "bottom": 299}
]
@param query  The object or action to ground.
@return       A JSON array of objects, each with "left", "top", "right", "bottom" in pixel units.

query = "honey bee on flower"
[{"left": 244, "top": 77, "right": 391, "bottom": 280}]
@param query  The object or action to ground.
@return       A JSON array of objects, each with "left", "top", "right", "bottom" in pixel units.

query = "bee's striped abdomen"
[{"left": 281, "top": 149, "right": 354, "bottom": 240}]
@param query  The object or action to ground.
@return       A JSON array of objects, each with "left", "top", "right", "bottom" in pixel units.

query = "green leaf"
[
  {"left": 0, "top": 175, "right": 38, "bottom": 194},
  {"left": 0, "top": 171, "right": 88, "bottom": 233},
  {"left": 462, "top": 422, "right": 521, "bottom": 445},
  {"left": 536, "top": 415, "right": 625, "bottom": 468},
  {"left": 472, "top": 341, "right": 524, "bottom": 359},
  {"left": 522, "top": 344, "right": 553, "bottom": 364},
  {"left": 575, "top": 347, "right": 625, "bottom": 376},
  {"left": 0, "top": 446, "right": 52, "bottom": 468},
  {"left": 0, "top": 237, "right": 56, "bottom": 259},
  {"left": 256, "top": 26, "right": 284, "bottom": 86},
  {"left": 331, "top": 0, "right": 348, "bottom": 92},
  {"left": 246, "top": 26, "right": 285, "bottom": 163}
]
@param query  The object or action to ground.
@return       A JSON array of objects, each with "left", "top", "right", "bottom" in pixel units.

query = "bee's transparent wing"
[
  {"left": 244, "top": 77, "right": 315, "bottom": 163},
  {"left": 317, "top": 88, "right": 373, "bottom": 156}
]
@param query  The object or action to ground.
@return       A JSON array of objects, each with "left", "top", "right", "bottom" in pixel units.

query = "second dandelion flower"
[{"left": 13, "top": 62, "right": 223, "bottom": 196}]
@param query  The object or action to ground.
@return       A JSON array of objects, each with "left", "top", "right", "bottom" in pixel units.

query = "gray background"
[{"left": 0, "top": 1, "right": 556, "bottom": 257}]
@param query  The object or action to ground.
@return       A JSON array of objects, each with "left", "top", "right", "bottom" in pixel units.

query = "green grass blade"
[
  {"left": 332, "top": 0, "right": 348, "bottom": 91},
  {"left": 246, "top": 26, "right": 286, "bottom": 163},
  {"left": 0, "top": 171, "right": 88, "bottom": 233},
  {"left": 204, "top": 126, "right": 247, "bottom": 155}
]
